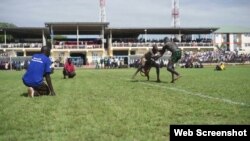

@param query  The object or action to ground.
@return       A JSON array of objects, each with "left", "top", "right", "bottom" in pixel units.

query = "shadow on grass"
[
  {"left": 20, "top": 93, "right": 28, "bottom": 97},
  {"left": 20, "top": 93, "right": 54, "bottom": 97},
  {"left": 130, "top": 79, "right": 168, "bottom": 84}
]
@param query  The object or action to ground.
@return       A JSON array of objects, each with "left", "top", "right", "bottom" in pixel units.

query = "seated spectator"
[
  {"left": 215, "top": 62, "right": 225, "bottom": 71},
  {"left": 194, "top": 61, "right": 203, "bottom": 68},
  {"left": 185, "top": 60, "right": 193, "bottom": 68},
  {"left": 63, "top": 58, "right": 76, "bottom": 79}
]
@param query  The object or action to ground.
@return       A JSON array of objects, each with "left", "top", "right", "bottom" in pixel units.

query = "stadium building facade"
[{"left": 0, "top": 22, "right": 250, "bottom": 67}]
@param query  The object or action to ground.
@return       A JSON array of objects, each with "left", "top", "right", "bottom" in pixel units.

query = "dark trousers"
[
  {"left": 143, "top": 60, "right": 160, "bottom": 81},
  {"left": 33, "top": 82, "right": 50, "bottom": 96},
  {"left": 63, "top": 69, "right": 76, "bottom": 78}
]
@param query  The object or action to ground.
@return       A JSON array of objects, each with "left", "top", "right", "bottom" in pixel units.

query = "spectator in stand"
[{"left": 63, "top": 58, "right": 76, "bottom": 79}]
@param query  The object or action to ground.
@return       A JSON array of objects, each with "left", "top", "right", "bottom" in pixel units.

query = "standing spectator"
[
  {"left": 50, "top": 57, "right": 55, "bottom": 74},
  {"left": 22, "top": 46, "right": 56, "bottom": 97},
  {"left": 63, "top": 58, "right": 76, "bottom": 79},
  {"left": 5, "top": 62, "right": 9, "bottom": 70},
  {"left": 15, "top": 61, "right": 21, "bottom": 71},
  {"left": 95, "top": 60, "right": 100, "bottom": 69},
  {"left": 24, "top": 60, "right": 30, "bottom": 70},
  {"left": 100, "top": 57, "right": 104, "bottom": 69}
]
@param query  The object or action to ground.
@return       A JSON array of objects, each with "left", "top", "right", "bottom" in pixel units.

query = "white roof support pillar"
[
  {"left": 77, "top": 25, "right": 79, "bottom": 49},
  {"left": 51, "top": 25, "right": 54, "bottom": 48},
  {"left": 4, "top": 30, "right": 7, "bottom": 45},
  {"left": 101, "top": 25, "right": 105, "bottom": 49},
  {"left": 42, "top": 30, "right": 46, "bottom": 46},
  {"left": 109, "top": 29, "right": 112, "bottom": 48}
]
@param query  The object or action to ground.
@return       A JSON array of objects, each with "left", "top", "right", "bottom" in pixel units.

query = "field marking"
[
  {"left": 87, "top": 71, "right": 249, "bottom": 107},
  {"left": 132, "top": 80, "right": 250, "bottom": 107}
]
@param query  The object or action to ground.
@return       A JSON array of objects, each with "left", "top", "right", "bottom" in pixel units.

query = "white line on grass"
[
  {"left": 134, "top": 80, "right": 250, "bottom": 107},
  {"left": 87, "top": 71, "right": 249, "bottom": 107}
]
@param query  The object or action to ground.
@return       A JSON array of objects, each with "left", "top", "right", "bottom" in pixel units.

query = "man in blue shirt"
[{"left": 22, "top": 46, "right": 56, "bottom": 97}]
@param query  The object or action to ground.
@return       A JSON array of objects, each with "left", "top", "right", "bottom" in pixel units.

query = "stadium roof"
[
  {"left": 0, "top": 27, "right": 49, "bottom": 38},
  {"left": 107, "top": 27, "right": 219, "bottom": 38},
  {"left": 0, "top": 24, "right": 219, "bottom": 39},
  {"left": 214, "top": 26, "right": 250, "bottom": 33},
  {"left": 45, "top": 22, "right": 109, "bottom": 35}
]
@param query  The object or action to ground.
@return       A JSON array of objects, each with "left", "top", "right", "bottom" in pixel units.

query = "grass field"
[{"left": 0, "top": 66, "right": 250, "bottom": 141}]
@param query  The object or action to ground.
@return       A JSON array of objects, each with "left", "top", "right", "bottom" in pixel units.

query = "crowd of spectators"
[
  {"left": 1, "top": 50, "right": 250, "bottom": 70},
  {"left": 95, "top": 57, "right": 128, "bottom": 69},
  {"left": 0, "top": 59, "right": 29, "bottom": 70},
  {"left": 0, "top": 43, "right": 43, "bottom": 48},
  {"left": 180, "top": 50, "right": 250, "bottom": 68},
  {"left": 129, "top": 50, "right": 250, "bottom": 69},
  {"left": 181, "top": 50, "right": 250, "bottom": 63},
  {"left": 112, "top": 37, "right": 213, "bottom": 48},
  {"left": 0, "top": 51, "right": 31, "bottom": 70},
  {"left": 54, "top": 40, "right": 102, "bottom": 49},
  {"left": 0, "top": 37, "right": 214, "bottom": 49}
]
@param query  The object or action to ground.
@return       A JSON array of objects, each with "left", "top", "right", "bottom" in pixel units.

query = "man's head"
[
  {"left": 164, "top": 38, "right": 170, "bottom": 43},
  {"left": 67, "top": 58, "right": 72, "bottom": 64},
  {"left": 41, "top": 46, "right": 51, "bottom": 57},
  {"left": 152, "top": 45, "right": 158, "bottom": 54}
]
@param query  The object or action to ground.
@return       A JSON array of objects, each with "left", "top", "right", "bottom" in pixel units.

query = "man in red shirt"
[{"left": 63, "top": 58, "right": 76, "bottom": 79}]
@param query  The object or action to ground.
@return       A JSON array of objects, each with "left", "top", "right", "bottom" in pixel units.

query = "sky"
[{"left": 0, "top": 0, "right": 250, "bottom": 28}]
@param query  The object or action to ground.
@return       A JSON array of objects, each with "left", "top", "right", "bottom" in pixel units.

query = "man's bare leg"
[{"left": 132, "top": 66, "right": 142, "bottom": 79}]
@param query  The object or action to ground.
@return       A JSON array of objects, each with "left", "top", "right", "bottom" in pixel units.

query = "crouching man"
[
  {"left": 63, "top": 58, "right": 76, "bottom": 79},
  {"left": 22, "top": 46, "right": 56, "bottom": 97}
]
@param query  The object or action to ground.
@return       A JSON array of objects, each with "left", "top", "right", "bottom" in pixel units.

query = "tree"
[
  {"left": 0, "top": 22, "right": 16, "bottom": 28},
  {"left": 0, "top": 22, "right": 17, "bottom": 43},
  {"left": 54, "top": 35, "right": 67, "bottom": 40}
]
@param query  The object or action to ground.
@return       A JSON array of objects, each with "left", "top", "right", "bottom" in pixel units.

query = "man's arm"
[
  {"left": 45, "top": 74, "right": 56, "bottom": 96},
  {"left": 160, "top": 45, "right": 168, "bottom": 56},
  {"left": 64, "top": 63, "right": 70, "bottom": 73},
  {"left": 72, "top": 64, "right": 76, "bottom": 72},
  {"left": 151, "top": 53, "right": 162, "bottom": 60}
]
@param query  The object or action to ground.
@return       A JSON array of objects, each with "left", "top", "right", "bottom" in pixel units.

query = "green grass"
[{"left": 0, "top": 66, "right": 250, "bottom": 141}]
